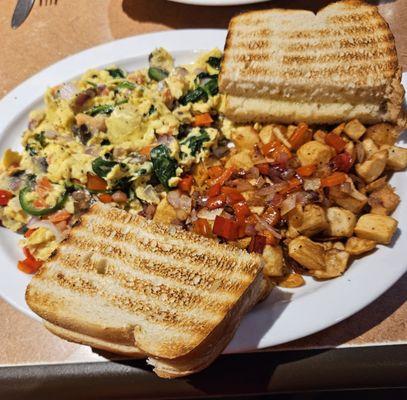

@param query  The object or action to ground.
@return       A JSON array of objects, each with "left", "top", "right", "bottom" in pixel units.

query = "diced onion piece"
[
  {"left": 197, "top": 207, "right": 223, "bottom": 221},
  {"left": 280, "top": 194, "right": 297, "bottom": 216}
]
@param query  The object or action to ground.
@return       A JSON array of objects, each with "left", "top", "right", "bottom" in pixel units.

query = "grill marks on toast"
[{"left": 26, "top": 203, "right": 263, "bottom": 356}]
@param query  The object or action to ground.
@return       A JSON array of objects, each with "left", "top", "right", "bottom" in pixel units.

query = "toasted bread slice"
[
  {"left": 219, "top": 0, "right": 405, "bottom": 125},
  {"left": 26, "top": 203, "right": 263, "bottom": 377}
]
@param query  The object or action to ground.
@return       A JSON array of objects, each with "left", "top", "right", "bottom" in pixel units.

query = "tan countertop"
[{"left": 0, "top": 0, "right": 406, "bottom": 366}]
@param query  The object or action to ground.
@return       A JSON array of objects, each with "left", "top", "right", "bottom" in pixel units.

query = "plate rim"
[{"left": 0, "top": 29, "right": 405, "bottom": 354}]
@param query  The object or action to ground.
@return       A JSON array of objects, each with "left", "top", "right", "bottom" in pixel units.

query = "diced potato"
[
  {"left": 354, "top": 213, "right": 398, "bottom": 244},
  {"left": 297, "top": 141, "right": 334, "bottom": 167},
  {"left": 344, "top": 140, "right": 355, "bottom": 156},
  {"left": 285, "top": 125, "right": 297, "bottom": 140},
  {"left": 262, "top": 245, "right": 284, "bottom": 277},
  {"left": 365, "top": 177, "right": 387, "bottom": 193},
  {"left": 278, "top": 273, "right": 305, "bottom": 288},
  {"left": 344, "top": 119, "right": 366, "bottom": 140},
  {"left": 345, "top": 237, "right": 377, "bottom": 255},
  {"left": 191, "top": 162, "right": 208, "bottom": 187},
  {"left": 362, "top": 139, "right": 379, "bottom": 159},
  {"left": 288, "top": 236, "right": 325, "bottom": 270},
  {"left": 382, "top": 145, "right": 407, "bottom": 171},
  {"left": 326, "top": 207, "right": 356, "bottom": 237},
  {"left": 368, "top": 184, "right": 400, "bottom": 215},
  {"left": 225, "top": 149, "right": 254, "bottom": 170},
  {"left": 153, "top": 198, "right": 177, "bottom": 225},
  {"left": 231, "top": 126, "right": 259, "bottom": 150},
  {"left": 313, "top": 249, "right": 349, "bottom": 279},
  {"left": 288, "top": 204, "right": 328, "bottom": 236},
  {"left": 365, "top": 123, "right": 399, "bottom": 146},
  {"left": 259, "top": 125, "right": 276, "bottom": 145},
  {"left": 355, "top": 149, "right": 387, "bottom": 183},
  {"left": 313, "top": 129, "right": 327, "bottom": 143},
  {"left": 329, "top": 180, "right": 368, "bottom": 214},
  {"left": 331, "top": 123, "right": 345, "bottom": 135}
]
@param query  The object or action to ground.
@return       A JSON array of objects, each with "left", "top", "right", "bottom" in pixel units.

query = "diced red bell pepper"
[
  {"left": 207, "top": 166, "right": 224, "bottom": 179},
  {"left": 257, "top": 163, "right": 270, "bottom": 175},
  {"left": 321, "top": 172, "right": 347, "bottom": 187},
  {"left": 206, "top": 193, "right": 226, "bottom": 210},
  {"left": 233, "top": 201, "right": 251, "bottom": 223},
  {"left": 210, "top": 167, "right": 236, "bottom": 187},
  {"left": 178, "top": 175, "right": 194, "bottom": 193},
  {"left": 325, "top": 133, "right": 347, "bottom": 153},
  {"left": 193, "top": 218, "right": 212, "bottom": 237},
  {"left": 330, "top": 152, "right": 353, "bottom": 173},
  {"left": 98, "top": 193, "right": 113, "bottom": 203},
  {"left": 296, "top": 164, "right": 316, "bottom": 177},
  {"left": 207, "top": 182, "right": 221, "bottom": 198},
  {"left": 213, "top": 216, "right": 240, "bottom": 241},
  {"left": 0, "top": 189, "right": 13, "bottom": 206},
  {"left": 248, "top": 235, "right": 266, "bottom": 254},
  {"left": 279, "top": 177, "right": 302, "bottom": 194},
  {"left": 289, "top": 123, "right": 312, "bottom": 150},
  {"left": 193, "top": 113, "right": 213, "bottom": 127},
  {"left": 87, "top": 173, "right": 107, "bottom": 191},
  {"left": 221, "top": 186, "right": 245, "bottom": 205}
]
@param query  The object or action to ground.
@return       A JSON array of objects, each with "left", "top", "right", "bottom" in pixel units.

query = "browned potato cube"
[
  {"left": 259, "top": 125, "right": 276, "bottom": 144},
  {"left": 232, "top": 126, "right": 259, "bottom": 150},
  {"left": 331, "top": 123, "right": 346, "bottom": 135},
  {"left": 329, "top": 183, "right": 368, "bottom": 214},
  {"left": 153, "top": 198, "right": 177, "bottom": 225},
  {"left": 326, "top": 207, "right": 356, "bottom": 237},
  {"left": 225, "top": 149, "right": 254, "bottom": 170},
  {"left": 354, "top": 213, "right": 398, "bottom": 244},
  {"left": 344, "top": 119, "right": 366, "bottom": 140},
  {"left": 362, "top": 139, "right": 379, "bottom": 159},
  {"left": 365, "top": 123, "right": 399, "bottom": 146},
  {"left": 383, "top": 145, "right": 407, "bottom": 171},
  {"left": 288, "top": 204, "right": 328, "bottom": 237},
  {"left": 345, "top": 237, "right": 377, "bottom": 255},
  {"left": 262, "top": 245, "right": 284, "bottom": 277},
  {"left": 313, "top": 130, "right": 327, "bottom": 143},
  {"left": 288, "top": 236, "right": 325, "bottom": 270},
  {"left": 368, "top": 185, "right": 400, "bottom": 215},
  {"left": 297, "top": 141, "right": 334, "bottom": 166},
  {"left": 313, "top": 249, "right": 349, "bottom": 279},
  {"left": 355, "top": 149, "right": 387, "bottom": 183}
]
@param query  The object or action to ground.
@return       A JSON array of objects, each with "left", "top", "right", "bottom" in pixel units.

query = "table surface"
[{"left": 0, "top": 0, "right": 406, "bottom": 367}]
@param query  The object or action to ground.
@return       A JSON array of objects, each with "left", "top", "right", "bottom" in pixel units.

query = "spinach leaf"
[
  {"left": 150, "top": 145, "right": 178, "bottom": 189},
  {"left": 92, "top": 157, "right": 118, "bottom": 178},
  {"left": 107, "top": 68, "right": 126, "bottom": 78},
  {"left": 25, "top": 144, "right": 37, "bottom": 156},
  {"left": 116, "top": 81, "right": 136, "bottom": 90},
  {"left": 148, "top": 67, "right": 169, "bottom": 81},
  {"left": 207, "top": 56, "right": 221, "bottom": 70},
  {"left": 144, "top": 104, "right": 156, "bottom": 117},
  {"left": 179, "top": 87, "right": 208, "bottom": 105},
  {"left": 85, "top": 104, "right": 115, "bottom": 117},
  {"left": 180, "top": 129, "right": 210, "bottom": 157},
  {"left": 34, "top": 132, "right": 47, "bottom": 147}
]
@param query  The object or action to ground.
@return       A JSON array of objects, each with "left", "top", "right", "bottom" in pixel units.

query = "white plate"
[
  {"left": 168, "top": 0, "right": 269, "bottom": 5},
  {"left": 0, "top": 29, "right": 406, "bottom": 354}
]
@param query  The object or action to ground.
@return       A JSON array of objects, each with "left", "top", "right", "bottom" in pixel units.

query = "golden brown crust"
[{"left": 26, "top": 203, "right": 263, "bottom": 361}]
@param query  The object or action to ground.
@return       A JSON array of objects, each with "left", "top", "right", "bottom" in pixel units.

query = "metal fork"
[{"left": 39, "top": 0, "right": 58, "bottom": 5}]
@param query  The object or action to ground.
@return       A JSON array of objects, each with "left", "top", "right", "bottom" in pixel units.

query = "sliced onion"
[
  {"left": 246, "top": 167, "right": 260, "bottom": 180},
  {"left": 257, "top": 182, "right": 286, "bottom": 197},
  {"left": 167, "top": 190, "right": 181, "bottom": 209},
  {"left": 85, "top": 146, "right": 100, "bottom": 156},
  {"left": 157, "top": 135, "right": 176, "bottom": 147},
  {"left": 27, "top": 219, "right": 64, "bottom": 242},
  {"left": 254, "top": 215, "right": 282, "bottom": 239},
  {"left": 179, "top": 194, "right": 192, "bottom": 212},
  {"left": 339, "top": 182, "right": 352, "bottom": 194},
  {"left": 245, "top": 224, "right": 257, "bottom": 236},
  {"left": 197, "top": 207, "right": 223, "bottom": 221},
  {"left": 212, "top": 146, "right": 229, "bottom": 158},
  {"left": 59, "top": 83, "right": 77, "bottom": 100},
  {"left": 356, "top": 142, "right": 365, "bottom": 163},
  {"left": 280, "top": 194, "right": 297, "bottom": 216},
  {"left": 227, "top": 179, "right": 254, "bottom": 192},
  {"left": 9, "top": 176, "right": 23, "bottom": 192}
]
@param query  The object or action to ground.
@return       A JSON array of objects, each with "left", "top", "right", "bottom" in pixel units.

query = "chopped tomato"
[
  {"left": 193, "top": 113, "right": 213, "bottom": 127},
  {"left": 296, "top": 164, "right": 316, "bottom": 177},
  {"left": 18, "top": 260, "right": 36, "bottom": 274},
  {"left": 248, "top": 235, "right": 266, "bottom": 254},
  {"left": 33, "top": 198, "right": 46, "bottom": 208},
  {"left": 98, "top": 193, "right": 113, "bottom": 203},
  {"left": 207, "top": 183, "right": 221, "bottom": 198},
  {"left": 213, "top": 216, "right": 239, "bottom": 240},
  {"left": 206, "top": 193, "right": 226, "bottom": 210},
  {"left": 24, "top": 228, "right": 37, "bottom": 238},
  {"left": 210, "top": 167, "right": 236, "bottom": 187},
  {"left": 0, "top": 189, "right": 13, "bottom": 206},
  {"left": 207, "top": 166, "right": 224, "bottom": 179},
  {"left": 178, "top": 175, "right": 194, "bottom": 193},
  {"left": 261, "top": 141, "right": 292, "bottom": 164},
  {"left": 48, "top": 209, "right": 71, "bottom": 223},
  {"left": 257, "top": 163, "right": 270, "bottom": 175},
  {"left": 86, "top": 173, "right": 107, "bottom": 191},
  {"left": 19, "top": 247, "right": 43, "bottom": 274},
  {"left": 233, "top": 201, "right": 251, "bottom": 222},
  {"left": 330, "top": 152, "right": 353, "bottom": 173},
  {"left": 221, "top": 187, "right": 245, "bottom": 205},
  {"left": 139, "top": 144, "right": 157, "bottom": 159},
  {"left": 321, "top": 172, "right": 347, "bottom": 187},
  {"left": 193, "top": 218, "right": 212, "bottom": 237},
  {"left": 289, "top": 123, "right": 312, "bottom": 150},
  {"left": 325, "top": 133, "right": 347, "bottom": 153}
]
